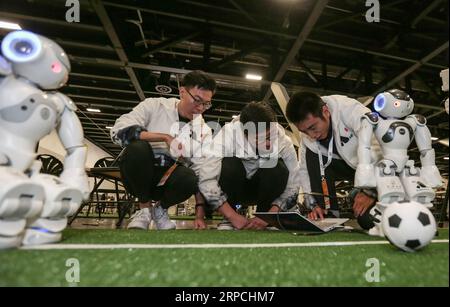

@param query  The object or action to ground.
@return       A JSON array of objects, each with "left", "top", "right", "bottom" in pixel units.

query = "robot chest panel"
[
  {"left": 0, "top": 92, "right": 58, "bottom": 138},
  {"left": 375, "top": 120, "right": 413, "bottom": 148}
]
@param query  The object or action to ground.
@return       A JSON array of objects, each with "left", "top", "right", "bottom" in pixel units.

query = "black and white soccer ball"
[{"left": 381, "top": 201, "right": 437, "bottom": 252}]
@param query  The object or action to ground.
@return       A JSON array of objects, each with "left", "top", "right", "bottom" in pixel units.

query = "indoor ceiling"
[{"left": 0, "top": 0, "right": 448, "bottom": 175}]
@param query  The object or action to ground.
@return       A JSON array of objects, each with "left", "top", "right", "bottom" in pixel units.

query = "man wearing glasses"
[{"left": 111, "top": 71, "right": 215, "bottom": 230}]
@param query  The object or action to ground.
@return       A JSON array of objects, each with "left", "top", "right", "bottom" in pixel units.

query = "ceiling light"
[
  {"left": 106, "top": 126, "right": 113, "bottom": 129},
  {"left": 431, "top": 137, "right": 439, "bottom": 141},
  {"left": 0, "top": 21, "right": 22, "bottom": 30},
  {"left": 86, "top": 108, "right": 101, "bottom": 113},
  {"left": 245, "top": 74, "right": 262, "bottom": 81},
  {"left": 444, "top": 157, "right": 449, "bottom": 160}
]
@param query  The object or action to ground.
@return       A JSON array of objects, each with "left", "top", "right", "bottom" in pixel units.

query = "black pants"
[
  {"left": 305, "top": 148, "right": 355, "bottom": 211},
  {"left": 119, "top": 140, "right": 198, "bottom": 209},
  {"left": 219, "top": 157, "right": 289, "bottom": 212}
]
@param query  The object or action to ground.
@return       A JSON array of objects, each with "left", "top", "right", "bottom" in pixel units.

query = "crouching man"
[
  {"left": 110, "top": 71, "right": 216, "bottom": 230},
  {"left": 197, "top": 102, "right": 301, "bottom": 230}
]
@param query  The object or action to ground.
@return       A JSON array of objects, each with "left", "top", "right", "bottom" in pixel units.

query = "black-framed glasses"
[{"left": 186, "top": 90, "right": 212, "bottom": 110}]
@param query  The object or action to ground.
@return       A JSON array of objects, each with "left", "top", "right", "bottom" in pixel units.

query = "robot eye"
[
  {"left": 1, "top": 30, "right": 42, "bottom": 63},
  {"left": 374, "top": 94, "right": 385, "bottom": 112},
  {"left": 394, "top": 101, "right": 401, "bottom": 108},
  {"left": 12, "top": 39, "right": 34, "bottom": 56}
]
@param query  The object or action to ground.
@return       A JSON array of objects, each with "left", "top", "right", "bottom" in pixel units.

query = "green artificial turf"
[{"left": 0, "top": 229, "right": 448, "bottom": 287}]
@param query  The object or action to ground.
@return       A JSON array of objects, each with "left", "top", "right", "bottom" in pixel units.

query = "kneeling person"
[{"left": 198, "top": 102, "right": 301, "bottom": 230}]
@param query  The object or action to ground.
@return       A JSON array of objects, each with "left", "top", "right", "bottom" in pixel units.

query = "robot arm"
[
  {"left": 52, "top": 93, "right": 90, "bottom": 199},
  {"left": 409, "top": 115, "right": 443, "bottom": 188},
  {"left": 0, "top": 56, "right": 12, "bottom": 76},
  {"left": 355, "top": 113, "right": 378, "bottom": 188}
]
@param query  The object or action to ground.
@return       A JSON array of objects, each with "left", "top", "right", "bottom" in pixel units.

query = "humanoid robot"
[
  {"left": 0, "top": 30, "right": 89, "bottom": 249},
  {"left": 355, "top": 89, "right": 443, "bottom": 236}
]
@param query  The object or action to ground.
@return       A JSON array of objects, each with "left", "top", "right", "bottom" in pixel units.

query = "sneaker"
[
  {"left": 127, "top": 208, "right": 152, "bottom": 230},
  {"left": 217, "top": 218, "right": 236, "bottom": 230},
  {"left": 153, "top": 204, "right": 176, "bottom": 230}
]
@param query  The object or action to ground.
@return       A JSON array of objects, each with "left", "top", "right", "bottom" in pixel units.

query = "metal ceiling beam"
[
  {"left": 383, "top": 0, "right": 444, "bottom": 50},
  {"left": 298, "top": 60, "right": 321, "bottom": 84},
  {"left": 263, "top": 0, "right": 329, "bottom": 101},
  {"left": 318, "top": 0, "right": 408, "bottom": 30},
  {"left": 209, "top": 45, "right": 262, "bottom": 70},
  {"left": 411, "top": 0, "right": 445, "bottom": 27},
  {"left": 427, "top": 110, "right": 446, "bottom": 121},
  {"left": 371, "top": 41, "right": 449, "bottom": 95},
  {"left": 67, "top": 84, "right": 136, "bottom": 94},
  {"left": 68, "top": 94, "right": 138, "bottom": 104},
  {"left": 141, "top": 31, "right": 202, "bottom": 58},
  {"left": 102, "top": 1, "right": 446, "bottom": 69},
  {"left": 412, "top": 73, "right": 442, "bottom": 102},
  {"left": 229, "top": 0, "right": 258, "bottom": 25},
  {"left": 70, "top": 73, "right": 130, "bottom": 83},
  {"left": 53, "top": 38, "right": 115, "bottom": 52},
  {"left": 0, "top": 12, "right": 103, "bottom": 31},
  {"left": 90, "top": 0, "right": 146, "bottom": 101},
  {"left": 306, "top": 39, "right": 446, "bottom": 69}
]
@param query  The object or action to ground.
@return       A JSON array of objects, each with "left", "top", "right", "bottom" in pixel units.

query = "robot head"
[
  {"left": 374, "top": 89, "right": 414, "bottom": 119},
  {"left": 1, "top": 30, "right": 70, "bottom": 89}
]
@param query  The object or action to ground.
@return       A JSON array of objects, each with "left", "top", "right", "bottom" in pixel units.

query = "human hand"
[
  {"left": 352, "top": 192, "right": 375, "bottom": 217},
  {"left": 244, "top": 217, "right": 268, "bottom": 230},
  {"left": 308, "top": 205, "right": 326, "bottom": 220}
]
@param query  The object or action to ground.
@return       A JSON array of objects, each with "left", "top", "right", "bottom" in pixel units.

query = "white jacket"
[
  {"left": 110, "top": 97, "right": 212, "bottom": 176},
  {"left": 198, "top": 119, "right": 301, "bottom": 211},
  {"left": 298, "top": 95, "right": 382, "bottom": 203}
]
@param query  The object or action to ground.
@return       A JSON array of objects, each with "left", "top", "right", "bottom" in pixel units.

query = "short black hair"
[
  {"left": 286, "top": 91, "right": 325, "bottom": 123},
  {"left": 240, "top": 102, "right": 277, "bottom": 126},
  {"left": 181, "top": 70, "right": 216, "bottom": 93}
]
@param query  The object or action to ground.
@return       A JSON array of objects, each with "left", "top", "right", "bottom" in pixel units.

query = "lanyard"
[{"left": 317, "top": 136, "right": 334, "bottom": 210}]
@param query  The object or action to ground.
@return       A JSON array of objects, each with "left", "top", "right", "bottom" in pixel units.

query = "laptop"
[{"left": 254, "top": 211, "right": 348, "bottom": 233}]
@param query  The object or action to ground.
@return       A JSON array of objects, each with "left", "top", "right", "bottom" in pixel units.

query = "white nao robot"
[
  {"left": 0, "top": 30, "right": 89, "bottom": 249},
  {"left": 355, "top": 89, "right": 443, "bottom": 236}
]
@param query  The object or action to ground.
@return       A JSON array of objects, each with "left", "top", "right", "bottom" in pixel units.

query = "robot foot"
[
  {"left": 0, "top": 235, "right": 23, "bottom": 249},
  {"left": 22, "top": 228, "right": 62, "bottom": 246},
  {"left": 368, "top": 225, "right": 385, "bottom": 237}
]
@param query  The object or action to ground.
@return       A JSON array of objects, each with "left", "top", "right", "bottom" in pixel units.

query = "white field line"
[{"left": 20, "top": 239, "right": 449, "bottom": 250}]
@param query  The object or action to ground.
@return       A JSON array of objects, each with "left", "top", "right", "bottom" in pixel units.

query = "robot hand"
[
  {"left": 420, "top": 165, "right": 443, "bottom": 188},
  {"left": 0, "top": 55, "right": 12, "bottom": 76},
  {"left": 355, "top": 164, "right": 376, "bottom": 188}
]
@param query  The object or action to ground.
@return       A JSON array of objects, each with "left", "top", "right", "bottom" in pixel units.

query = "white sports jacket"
[
  {"left": 110, "top": 97, "right": 212, "bottom": 176},
  {"left": 198, "top": 118, "right": 301, "bottom": 211},
  {"left": 298, "top": 95, "right": 382, "bottom": 204}
]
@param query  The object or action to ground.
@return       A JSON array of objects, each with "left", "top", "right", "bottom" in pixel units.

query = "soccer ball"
[{"left": 381, "top": 201, "right": 437, "bottom": 252}]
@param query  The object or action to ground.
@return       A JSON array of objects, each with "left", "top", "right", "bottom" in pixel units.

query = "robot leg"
[
  {"left": 375, "top": 160, "right": 405, "bottom": 204},
  {"left": 0, "top": 166, "right": 44, "bottom": 249},
  {"left": 22, "top": 173, "right": 83, "bottom": 246},
  {"left": 400, "top": 160, "right": 435, "bottom": 208},
  {"left": 367, "top": 160, "right": 405, "bottom": 237},
  {"left": 367, "top": 204, "right": 385, "bottom": 237}
]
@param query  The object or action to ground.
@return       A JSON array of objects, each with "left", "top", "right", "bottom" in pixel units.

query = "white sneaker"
[
  {"left": 217, "top": 218, "right": 235, "bottom": 230},
  {"left": 153, "top": 205, "right": 176, "bottom": 230},
  {"left": 127, "top": 208, "right": 152, "bottom": 230}
]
